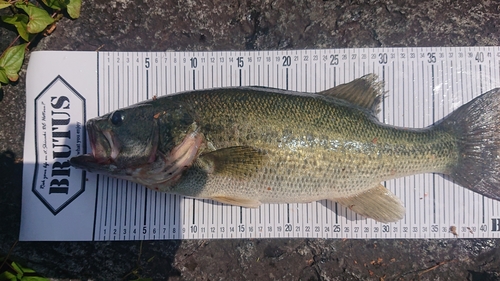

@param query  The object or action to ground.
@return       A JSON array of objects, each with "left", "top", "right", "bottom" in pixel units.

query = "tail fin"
[{"left": 439, "top": 88, "right": 500, "bottom": 200}]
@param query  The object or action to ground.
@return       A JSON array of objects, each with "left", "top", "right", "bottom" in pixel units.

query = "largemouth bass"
[{"left": 70, "top": 74, "right": 500, "bottom": 223}]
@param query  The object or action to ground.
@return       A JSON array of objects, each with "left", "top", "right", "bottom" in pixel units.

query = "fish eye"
[{"left": 110, "top": 111, "right": 124, "bottom": 126}]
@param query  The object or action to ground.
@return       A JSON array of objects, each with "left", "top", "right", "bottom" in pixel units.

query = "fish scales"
[{"left": 165, "top": 88, "right": 458, "bottom": 202}]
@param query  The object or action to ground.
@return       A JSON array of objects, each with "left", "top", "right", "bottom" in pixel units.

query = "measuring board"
[{"left": 20, "top": 47, "right": 500, "bottom": 241}]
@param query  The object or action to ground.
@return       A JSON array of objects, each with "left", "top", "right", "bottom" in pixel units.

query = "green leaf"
[
  {"left": 0, "top": 44, "right": 27, "bottom": 82},
  {"left": 39, "top": 0, "right": 67, "bottom": 10},
  {"left": 15, "top": 3, "right": 55, "bottom": 34},
  {"left": 11, "top": 260, "right": 37, "bottom": 275},
  {"left": 0, "top": 0, "right": 12, "bottom": 9},
  {"left": 2, "top": 14, "right": 30, "bottom": 41},
  {"left": 66, "top": 0, "right": 81, "bottom": 19},
  {"left": 9, "top": 260, "right": 24, "bottom": 277},
  {"left": 0, "top": 270, "right": 18, "bottom": 281},
  {"left": 0, "top": 67, "right": 9, "bottom": 84}
]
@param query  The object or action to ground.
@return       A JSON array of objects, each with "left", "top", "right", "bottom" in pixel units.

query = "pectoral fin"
[
  {"left": 197, "top": 146, "right": 267, "bottom": 179},
  {"left": 335, "top": 184, "right": 405, "bottom": 223},
  {"left": 211, "top": 195, "right": 261, "bottom": 208}
]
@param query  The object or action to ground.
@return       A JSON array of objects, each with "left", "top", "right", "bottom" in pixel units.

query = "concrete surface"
[{"left": 1, "top": 0, "right": 500, "bottom": 280}]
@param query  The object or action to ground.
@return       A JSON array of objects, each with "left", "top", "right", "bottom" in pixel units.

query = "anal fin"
[
  {"left": 335, "top": 184, "right": 405, "bottom": 223},
  {"left": 211, "top": 195, "right": 261, "bottom": 208}
]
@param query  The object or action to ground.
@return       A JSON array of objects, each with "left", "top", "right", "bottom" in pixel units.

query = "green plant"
[
  {"left": 0, "top": 241, "right": 49, "bottom": 281},
  {"left": 0, "top": 0, "right": 82, "bottom": 90},
  {"left": 0, "top": 259, "right": 49, "bottom": 281}
]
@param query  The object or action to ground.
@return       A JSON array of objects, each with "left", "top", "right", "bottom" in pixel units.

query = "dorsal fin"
[{"left": 318, "top": 74, "right": 384, "bottom": 115}]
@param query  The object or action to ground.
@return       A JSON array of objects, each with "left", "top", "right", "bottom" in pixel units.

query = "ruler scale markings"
[
  {"left": 324, "top": 201, "right": 328, "bottom": 228},
  {"left": 266, "top": 57, "right": 270, "bottom": 87},
  {"left": 181, "top": 197, "right": 186, "bottom": 238},
  {"left": 163, "top": 193, "right": 167, "bottom": 238},
  {"left": 313, "top": 51, "right": 317, "bottom": 92},
  {"left": 247, "top": 63, "right": 251, "bottom": 86},
  {"left": 149, "top": 192, "right": 154, "bottom": 239},
  {"left": 209, "top": 201, "right": 214, "bottom": 238},
  {"left": 104, "top": 178, "right": 109, "bottom": 228},
  {"left": 432, "top": 63, "right": 437, "bottom": 226},
  {"left": 84, "top": 48, "right": 500, "bottom": 240},
  {"left": 162, "top": 194, "right": 167, "bottom": 239},
  {"left": 139, "top": 187, "right": 144, "bottom": 239},
  {"left": 421, "top": 59, "right": 427, "bottom": 230},
  {"left": 229, "top": 64, "right": 233, "bottom": 86},
  {"left": 92, "top": 175, "right": 100, "bottom": 241},
  {"left": 170, "top": 195, "right": 175, "bottom": 239},
  {"left": 267, "top": 204, "right": 271, "bottom": 237},
  {"left": 123, "top": 183, "right": 129, "bottom": 239},
  {"left": 210, "top": 63, "right": 214, "bottom": 89},
  {"left": 96, "top": 53, "right": 101, "bottom": 115},
  {"left": 127, "top": 62, "right": 130, "bottom": 105},
  {"left": 131, "top": 184, "right": 137, "bottom": 238},
  {"left": 106, "top": 62, "right": 110, "bottom": 113},
  {"left": 173, "top": 55, "right": 177, "bottom": 93},
  {"left": 442, "top": 56, "right": 449, "bottom": 234},
  {"left": 304, "top": 62, "right": 307, "bottom": 92},
  {"left": 447, "top": 54, "right": 454, "bottom": 230},
  {"left": 220, "top": 63, "right": 224, "bottom": 87},
  {"left": 103, "top": 178, "right": 110, "bottom": 239},
  {"left": 275, "top": 59, "right": 279, "bottom": 88},
  {"left": 114, "top": 181, "right": 118, "bottom": 228},
  {"left": 116, "top": 54, "right": 120, "bottom": 108},
  {"left": 458, "top": 54, "right": 465, "bottom": 227},
  {"left": 351, "top": 49, "right": 356, "bottom": 79},
  {"left": 201, "top": 199, "right": 205, "bottom": 226},
  {"left": 409, "top": 57, "right": 415, "bottom": 230},
  {"left": 193, "top": 55, "right": 196, "bottom": 90},
  {"left": 323, "top": 56, "right": 326, "bottom": 90},
  {"left": 220, "top": 203, "right": 225, "bottom": 238},
  {"left": 145, "top": 54, "right": 149, "bottom": 100},
  {"left": 201, "top": 54, "right": 205, "bottom": 89},
  {"left": 480, "top": 59, "right": 486, "bottom": 228},
  {"left": 401, "top": 56, "right": 407, "bottom": 229},
  {"left": 153, "top": 54, "right": 158, "bottom": 97},
  {"left": 468, "top": 56, "right": 483, "bottom": 230},
  {"left": 191, "top": 198, "right": 196, "bottom": 226},
  {"left": 295, "top": 57, "right": 299, "bottom": 90},
  {"left": 96, "top": 177, "right": 104, "bottom": 240},
  {"left": 169, "top": 195, "right": 179, "bottom": 238}
]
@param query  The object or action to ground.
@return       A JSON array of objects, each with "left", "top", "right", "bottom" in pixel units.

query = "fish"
[{"left": 70, "top": 74, "right": 500, "bottom": 223}]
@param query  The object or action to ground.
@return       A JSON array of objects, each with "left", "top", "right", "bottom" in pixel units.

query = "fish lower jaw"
[{"left": 102, "top": 130, "right": 121, "bottom": 160}]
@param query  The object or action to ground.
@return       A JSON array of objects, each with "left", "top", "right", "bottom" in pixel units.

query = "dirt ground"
[{"left": 1, "top": 0, "right": 500, "bottom": 280}]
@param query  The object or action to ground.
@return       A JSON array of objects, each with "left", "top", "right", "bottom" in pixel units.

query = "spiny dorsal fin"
[
  {"left": 335, "top": 183, "right": 405, "bottom": 223},
  {"left": 197, "top": 146, "right": 267, "bottom": 179},
  {"left": 318, "top": 74, "right": 384, "bottom": 115}
]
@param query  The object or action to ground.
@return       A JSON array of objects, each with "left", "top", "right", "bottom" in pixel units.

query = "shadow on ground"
[{"left": 0, "top": 150, "right": 182, "bottom": 280}]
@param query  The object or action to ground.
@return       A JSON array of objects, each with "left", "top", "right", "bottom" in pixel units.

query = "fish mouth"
[
  {"left": 71, "top": 119, "right": 122, "bottom": 168},
  {"left": 88, "top": 119, "right": 122, "bottom": 164}
]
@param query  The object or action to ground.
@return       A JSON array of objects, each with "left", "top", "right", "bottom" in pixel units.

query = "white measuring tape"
[{"left": 21, "top": 47, "right": 500, "bottom": 241}]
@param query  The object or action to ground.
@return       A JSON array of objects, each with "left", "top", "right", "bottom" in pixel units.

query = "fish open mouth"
[
  {"left": 87, "top": 119, "right": 119, "bottom": 164},
  {"left": 71, "top": 117, "right": 161, "bottom": 172},
  {"left": 71, "top": 119, "right": 121, "bottom": 168},
  {"left": 70, "top": 115, "right": 204, "bottom": 188}
]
